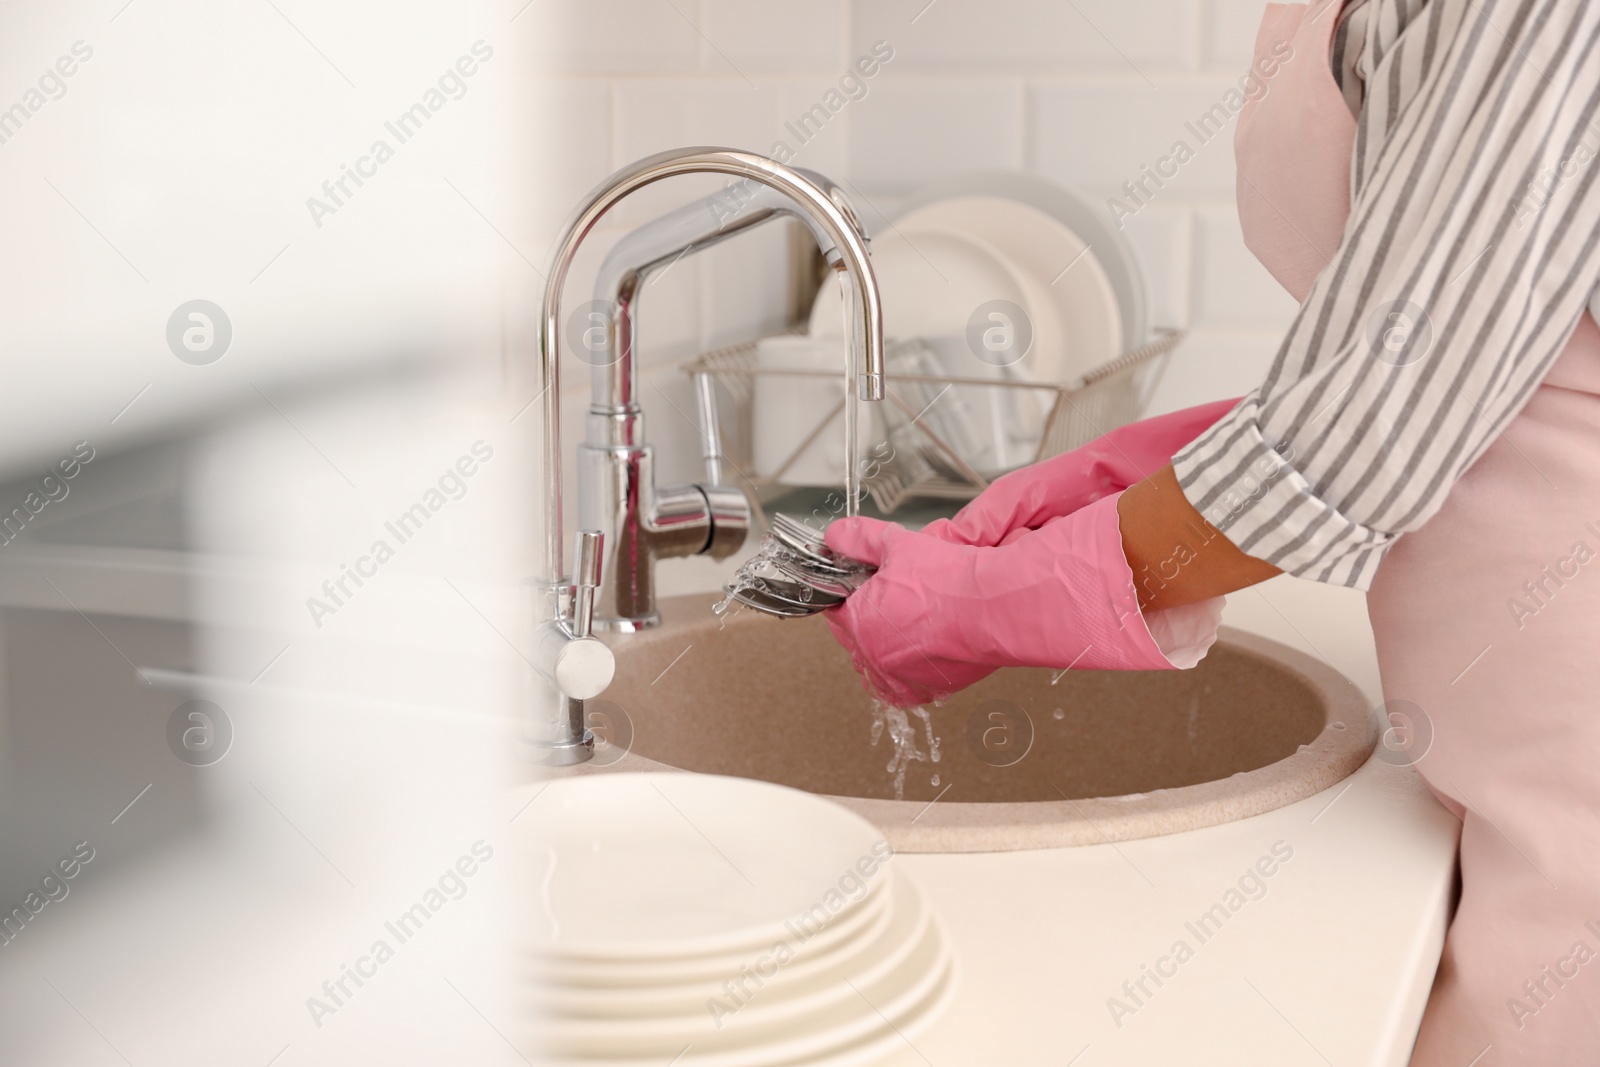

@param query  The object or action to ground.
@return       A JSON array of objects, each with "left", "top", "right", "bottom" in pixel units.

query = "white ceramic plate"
[
  {"left": 897, "top": 195, "right": 1123, "bottom": 385},
  {"left": 527, "top": 870, "right": 896, "bottom": 990},
  {"left": 528, "top": 773, "right": 889, "bottom": 961},
  {"left": 533, "top": 873, "right": 929, "bottom": 1030},
  {"left": 895, "top": 170, "right": 1149, "bottom": 345},
  {"left": 807, "top": 226, "right": 1045, "bottom": 471},
  {"left": 808, "top": 226, "right": 1033, "bottom": 346},
  {"left": 534, "top": 873, "right": 958, "bottom": 1067}
]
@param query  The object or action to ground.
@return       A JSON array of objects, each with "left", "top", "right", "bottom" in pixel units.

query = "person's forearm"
[{"left": 1117, "top": 464, "right": 1281, "bottom": 612}]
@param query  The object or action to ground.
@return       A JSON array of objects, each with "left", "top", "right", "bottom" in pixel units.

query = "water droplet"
[{"left": 1052, "top": 708, "right": 1065, "bottom": 720}]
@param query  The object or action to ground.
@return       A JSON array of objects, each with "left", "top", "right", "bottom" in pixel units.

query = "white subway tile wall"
[
  {"left": 852, "top": 0, "right": 1200, "bottom": 72},
  {"left": 851, "top": 78, "right": 1027, "bottom": 189},
  {"left": 531, "top": 0, "right": 1293, "bottom": 481}
]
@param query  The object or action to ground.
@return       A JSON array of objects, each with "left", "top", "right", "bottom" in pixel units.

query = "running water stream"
[{"left": 869, "top": 701, "right": 942, "bottom": 801}]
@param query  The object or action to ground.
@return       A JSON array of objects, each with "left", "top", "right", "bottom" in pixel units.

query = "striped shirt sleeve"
[{"left": 1171, "top": 0, "right": 1600, "bottom": 590}]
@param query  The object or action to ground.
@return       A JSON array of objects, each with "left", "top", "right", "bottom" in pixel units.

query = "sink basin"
[{"left": 572, "top": 594, "right": 1375, "bottom": 852}]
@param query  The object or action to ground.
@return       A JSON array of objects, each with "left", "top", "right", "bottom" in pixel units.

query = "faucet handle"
[
  {"left": 572, "top": 528, "right": 603, "bottom": 639},
  {"left": 547, "top": 528, "right": 615, "bottom": 712}
]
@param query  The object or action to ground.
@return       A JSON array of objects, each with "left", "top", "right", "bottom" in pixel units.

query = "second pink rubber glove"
[
  {"left": 920, "top": 397, "right": 1240, "bottom": 548},
  {"left": 824, "top": 492, "right": 1223, "bottom": 708}
]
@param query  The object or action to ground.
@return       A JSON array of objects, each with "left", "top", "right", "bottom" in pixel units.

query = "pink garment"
[
  {"left": 1235, "top": 1, "right": 1357, "bottom": 305},
  {"left": 1370, "top": 364, "right": 1600, "bottom": 1063},
  {"left": 1237, "top": 3, "right": 1600, "bottom": 1063}
]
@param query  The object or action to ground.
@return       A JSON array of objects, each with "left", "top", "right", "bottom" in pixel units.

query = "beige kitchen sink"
[{"left": 566, "top": 594, "right": 1375, "bottom": 852}]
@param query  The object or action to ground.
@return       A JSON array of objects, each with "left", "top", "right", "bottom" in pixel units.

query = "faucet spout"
[{"left": 588, "top": 167, "right": 868, "bottom": 421}]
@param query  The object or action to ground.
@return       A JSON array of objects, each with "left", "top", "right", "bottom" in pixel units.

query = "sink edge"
[{"left": 556, "top": 603, "right": 1377, "bottom": 853}]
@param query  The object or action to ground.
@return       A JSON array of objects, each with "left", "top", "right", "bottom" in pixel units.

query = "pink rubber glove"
[
  {"left": 920, "top": 398, "right": 1240, "bottom": 548},
  {"left": 825, "top": 492, "right": 1221, "bottom": 708}
]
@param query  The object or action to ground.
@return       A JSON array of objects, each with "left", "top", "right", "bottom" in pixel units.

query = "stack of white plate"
[{"left": 523, "top": 774, "right": 955, "bottom": 1067}]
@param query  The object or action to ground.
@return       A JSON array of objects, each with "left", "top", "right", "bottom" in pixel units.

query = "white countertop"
[{"left": 889, "top": 754, "right": 1456, "bottom": 1066}]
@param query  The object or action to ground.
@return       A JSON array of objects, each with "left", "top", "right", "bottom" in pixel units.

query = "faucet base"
[
  {"left": 593, "top": 612, "right": 662, "bottom": 634},
  {"left": 530, "top": 729, "right": 596, "bottom": 766}
]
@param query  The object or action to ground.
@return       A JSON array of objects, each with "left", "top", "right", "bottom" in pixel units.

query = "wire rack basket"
[{"left": 681, "top": 328, "right": 1184, "bottom": 515}]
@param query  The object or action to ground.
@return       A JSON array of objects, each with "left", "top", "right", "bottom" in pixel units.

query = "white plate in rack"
[
  {"left": 807, "top": 226, "right": 1035, "bottom": 346},
  {"left": 896, "top": 195, "right": 1123, "bottom": 386},
  {"left": 807, "top": 225, "right": 1048, "bottom": 472},
  {"left": 895, "top": 170, "right": 1149, "bottom": 345}
]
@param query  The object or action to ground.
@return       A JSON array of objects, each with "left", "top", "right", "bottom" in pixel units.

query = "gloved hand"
[
  {"left": 824, "top": 492, "right": 1223, "bottom": 708},
  {"left": 920, "top": 398, "right": 1240, "bottom": 548}
]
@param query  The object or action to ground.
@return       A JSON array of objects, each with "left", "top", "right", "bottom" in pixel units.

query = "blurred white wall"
[
  {"left": 0, "top": 2, "right": 564, "bottom": 1063},
  {"left": 0, "top": 0, "right": 541, "bottom": 480}
]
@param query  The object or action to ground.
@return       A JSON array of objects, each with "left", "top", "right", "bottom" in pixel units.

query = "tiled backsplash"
[{"left": 528, "top": 0, "right": 1298, "bottom": 484}]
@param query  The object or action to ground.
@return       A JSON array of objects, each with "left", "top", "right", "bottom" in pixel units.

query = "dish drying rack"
[{"left": 682, "top": 328, "right": 1184, "bottom": 515}]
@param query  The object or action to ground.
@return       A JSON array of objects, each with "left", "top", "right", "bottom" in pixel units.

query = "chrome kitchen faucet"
[{"left": 530, "top": 147, "right": 886, "bottom": 763}]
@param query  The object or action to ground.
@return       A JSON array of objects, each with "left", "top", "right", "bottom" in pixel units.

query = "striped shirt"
[{"left": 1172, "top": 0, "right": 1600, "bottom": 589}]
